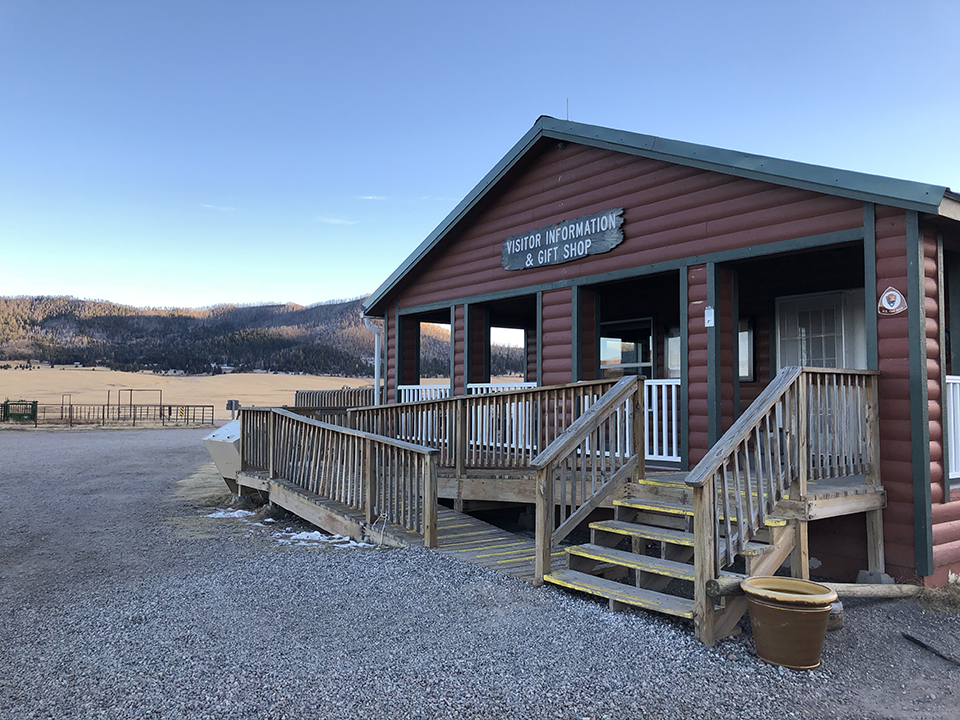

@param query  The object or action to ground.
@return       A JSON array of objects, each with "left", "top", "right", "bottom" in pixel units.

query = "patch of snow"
[
  {"left": 206, "top": 508, "right": 256, "bottom": 519},
  {"left": 271, "top": 529, "right": 373, "bottom": 549}
]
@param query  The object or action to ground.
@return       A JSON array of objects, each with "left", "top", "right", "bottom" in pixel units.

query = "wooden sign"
[{"left": 501, "top": 208, "right": 624, "bottom": 271}]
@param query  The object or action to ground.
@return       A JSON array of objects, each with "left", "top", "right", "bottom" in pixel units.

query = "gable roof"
[{"left": 363, "top": 116, "right": 957, "bottom": 316}]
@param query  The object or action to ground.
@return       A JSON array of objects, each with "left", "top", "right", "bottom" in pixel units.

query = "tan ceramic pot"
[{"left": 741, "top": 576, "right": 839, "bottom": 670}]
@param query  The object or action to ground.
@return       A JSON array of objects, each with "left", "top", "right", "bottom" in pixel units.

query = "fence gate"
[{"left": 3, "top": 400, "right": 38, "bottom": 422}]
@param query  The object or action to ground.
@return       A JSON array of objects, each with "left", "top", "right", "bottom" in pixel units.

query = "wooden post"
[
  {"left": 238, "top": 410, "right": 245, "bottom": 472},
  {"left": 364, "top": 437, "right": 376, "bottom": 524},
  {"left": 423, "top": 453, "right": 439, "bottom": 548},
  {"left": 534, "top": 464, "right": 554, "bottom": 585},
  {"left": 455, "top": 398, "right": 467, "bottom": 512},
  {"left": 692, "top": 484, "right": 717, "bottom": 646},
  {"left": 864, "top": 374, "right": 885, "bottom": 572},
  {"left": 633, "top": 377, "right": 646, "bottom": 481},
  {"left": 790, "top": 374, "right": 810, "bottom": 580},
  {"left": 268, "top": 412, "right": 276, "bottom": 479}
]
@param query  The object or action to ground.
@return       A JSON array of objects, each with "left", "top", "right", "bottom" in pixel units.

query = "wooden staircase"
[{"left": 543, "top": 475, "right": 797, "bottom": 632}]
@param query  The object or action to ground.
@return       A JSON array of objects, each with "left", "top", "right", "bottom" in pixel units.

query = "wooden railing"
[
  {"left": 240, "top": 407, "right": 439, "bottom": 546},
  {"left": 645, "top": 379, "right": 681, "bottom": 464},
  {"left": 533, "top": 376, "right": 645, "bottom": 582},
  {"left": 294, "top": 386, "right": 377, "bottom": 409},
  {"left": 348, "top": 379, "right": 618, "bottom": 472},
  {"left": 684, "top": 366, "right": 879, "bottom": 643},
  {"left": 467, "top": 381, "right": 538, "bottom": 394},
  {"left": 686, "top": 366, "right": 880, "bottom": 569},
  {"left": 397, "top": 385, "right": 452, "bottom": 402}
]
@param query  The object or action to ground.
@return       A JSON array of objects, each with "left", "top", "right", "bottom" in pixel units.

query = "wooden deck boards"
[{"left": 429, "top": 506, "right": 565, "bottom": 582}]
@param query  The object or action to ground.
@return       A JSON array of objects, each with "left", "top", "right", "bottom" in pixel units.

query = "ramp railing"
[{"left": 241, "top": 407, "right": 439, "bottom": 546}]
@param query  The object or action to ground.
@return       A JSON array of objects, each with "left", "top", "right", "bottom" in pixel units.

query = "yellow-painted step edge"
[{"left": 543, "top": 572, "right": 694, "bottom": 619}]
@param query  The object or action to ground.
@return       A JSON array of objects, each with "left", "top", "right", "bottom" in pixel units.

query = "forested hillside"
[{"left": 0, "top": 296, "right": 524, "bottom": 377}]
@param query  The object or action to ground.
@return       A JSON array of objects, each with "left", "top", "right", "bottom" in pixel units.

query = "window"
[
  {"left": 600, "top": 318, "right": 654, "bottom": 379},
  {"left": 666, "top": 327, "right": 681, "bottom": 378},
  {"left": 739, "top": 318, "right": 755, "bottom": 382}
]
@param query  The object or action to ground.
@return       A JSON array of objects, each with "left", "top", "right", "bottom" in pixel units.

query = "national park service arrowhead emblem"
[{"left": 878, "top": 287, "right": 907, "bottom": 316}]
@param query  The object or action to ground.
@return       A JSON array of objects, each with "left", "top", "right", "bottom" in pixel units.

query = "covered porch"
[{"left": 230, "top": 364, "right": 886, "bottom": 644}]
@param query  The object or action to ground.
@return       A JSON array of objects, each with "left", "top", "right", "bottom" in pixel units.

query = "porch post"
[
  {"left": 680, "top": 267, "right": 689, "bottom": 469},
  {"left": 706, "top": 262, "right": 736, "bottom": 447},
  {"left": 864, "top": 203, "right": 879, "bottom": 370},
  {"left": 536, "top": 291, "right": 544, "bottom": 386},
  {"left": 907, "top": 211, "right": 934, "bottom": 576}
]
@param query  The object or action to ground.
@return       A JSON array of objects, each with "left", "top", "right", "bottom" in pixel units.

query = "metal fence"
[{"left": 12, "top": 404, "right": 217, "bottom": 427}]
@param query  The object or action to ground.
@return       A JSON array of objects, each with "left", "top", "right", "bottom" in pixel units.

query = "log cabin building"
[{"left": 361, "top": 116, "right": 960, "bottom": 589}]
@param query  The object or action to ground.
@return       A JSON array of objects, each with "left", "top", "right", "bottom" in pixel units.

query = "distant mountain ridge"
[{"left": 0, "top": 295, "right": 524, "bottom": 377}]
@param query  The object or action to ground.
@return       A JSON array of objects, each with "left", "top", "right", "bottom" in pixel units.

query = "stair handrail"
[
  {"left": 533, "top": 375, "right": 645, "bottom": 583},
  {"left": 685, "top": 365, "right": 881, "bottom": 578},
  {"left": 683, "top": 366, "right": 880, "bottom": 644},
  {"left": 684, "top": 366, "right": 802, "bottom": 489}
]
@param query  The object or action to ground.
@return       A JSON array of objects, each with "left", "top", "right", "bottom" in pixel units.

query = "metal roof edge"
[
  {"left": 362, "top": 119, "right": 548, "bottom": 316},
  {"left": 537, "top": 117, "right": 949, "bottom": 214}
]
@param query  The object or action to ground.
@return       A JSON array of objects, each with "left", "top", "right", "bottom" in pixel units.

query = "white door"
[{"left": 776, "top": 290, "right": 866, "bottom": 370}]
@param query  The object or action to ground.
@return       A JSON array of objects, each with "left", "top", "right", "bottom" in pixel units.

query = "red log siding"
[
  {"left": 717, "top": 266, "right": 736, "bottom": 433},
  {"left": 525, "top": 329, "right": 537, "bottom": 383},
  {"left": 924, "top": 226, "right": 960, "bottom": 583},
  {"left": 687, "top": 265, "right": 709, "bottom": 467},
  {"left": 926, "top": 230, "right": 944, "bottom": 507},
  {"left": 453, "top": 304, "right": 465, "bottom": 395},
  {"left": 580, "top": 289, "right": 598, "bottom": 381},
  {"left": 468, "top": 306, "right": 487, "bottom": 383},
  {"left": 541, "top": 288, "right": 573, "bottom": 386},
  {"left": 385, "top": 307, "right": 397, "bottom": 403},
  {"left": 874, "top": 207, "right": 915, "bottom": 578},
  {"left": 394, "top": 143, "right": 862, "bottom": 311},
  {"left": 401, "top": 317, "right": 420, "bottom": 385},
  {"left": 738, "top": 312, "right": 772, "bottom": 413}
]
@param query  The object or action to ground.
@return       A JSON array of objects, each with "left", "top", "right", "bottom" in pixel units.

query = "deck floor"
[{"left": 430, "top": 507, "right": 566, "bottom": 583}]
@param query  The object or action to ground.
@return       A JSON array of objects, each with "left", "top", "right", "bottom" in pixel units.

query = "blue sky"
[{"left": 2, "top": 1, "right": 958, "bottom": 310}]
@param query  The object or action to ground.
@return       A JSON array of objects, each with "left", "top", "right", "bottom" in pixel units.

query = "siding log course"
[
  {"left": 453, "top": 305, "right": 465, "bottom": 395},
  {"left": 541, "top": 288, "right": 573, "bottom": 386},
  {"left": 396, "top": 145, "right": 862, "bottom": 311}
]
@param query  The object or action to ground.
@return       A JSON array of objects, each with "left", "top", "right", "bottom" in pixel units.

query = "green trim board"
[
  {"left": 389, "top": 226, "right": 866, "bottom": 319},
  {"left": 706, "top": 262, "right": 721, "bottom": 447},
  {"left": 363, "top": 116, "right": 952, "bottom": 316},
  {"left": 679, "top": 268, "right": 689, "bottom": 470},
  {"left": 572, "top": 285, "right": 581, "bottom": 381},
  {"left": 594, "top": 292, "right": 602, "bottom": 380},
  {"left": 449, "top": 305, "right": 456, "bottom": 397},
  {"left": 536, "top": 291, "right": 543, "bottom": 385},
  {"left": 463, "top": 303, "right": 472, "bottom": 393},
  {"left": 863, "top": 203, "right": 879, "bottom": 371},
  {"left": 937, "top": 235, "right": 949, "bottom": 503},
  {"left": 482, "top": 309, "right": 491, "bottom": 382},
  {"left": 906, "top": 210, "right": 934, "bottom": 576},
  {"left": 732, "top": 268, "right": 740, "bottom": 420},
  {"left": 395, "top": 309, "right": 404, "bottom": 392}
]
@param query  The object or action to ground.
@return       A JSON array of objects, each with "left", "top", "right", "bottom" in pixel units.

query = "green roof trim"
[{"left": 363, "top": 116, "right": 953, "bottom": 315}]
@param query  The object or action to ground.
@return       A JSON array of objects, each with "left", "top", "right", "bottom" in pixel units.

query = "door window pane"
[{"left": 777, "top": 294, "right": 843, "bottom": 370}]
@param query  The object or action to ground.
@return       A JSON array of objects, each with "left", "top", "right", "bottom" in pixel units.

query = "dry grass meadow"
[{"left": 0, "top": 364, "right": 372, "bottom": 422}]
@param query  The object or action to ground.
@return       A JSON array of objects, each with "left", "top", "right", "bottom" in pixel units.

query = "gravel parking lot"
[{"left": 1, "top": 427, "right": 958, "bottom": 719}]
